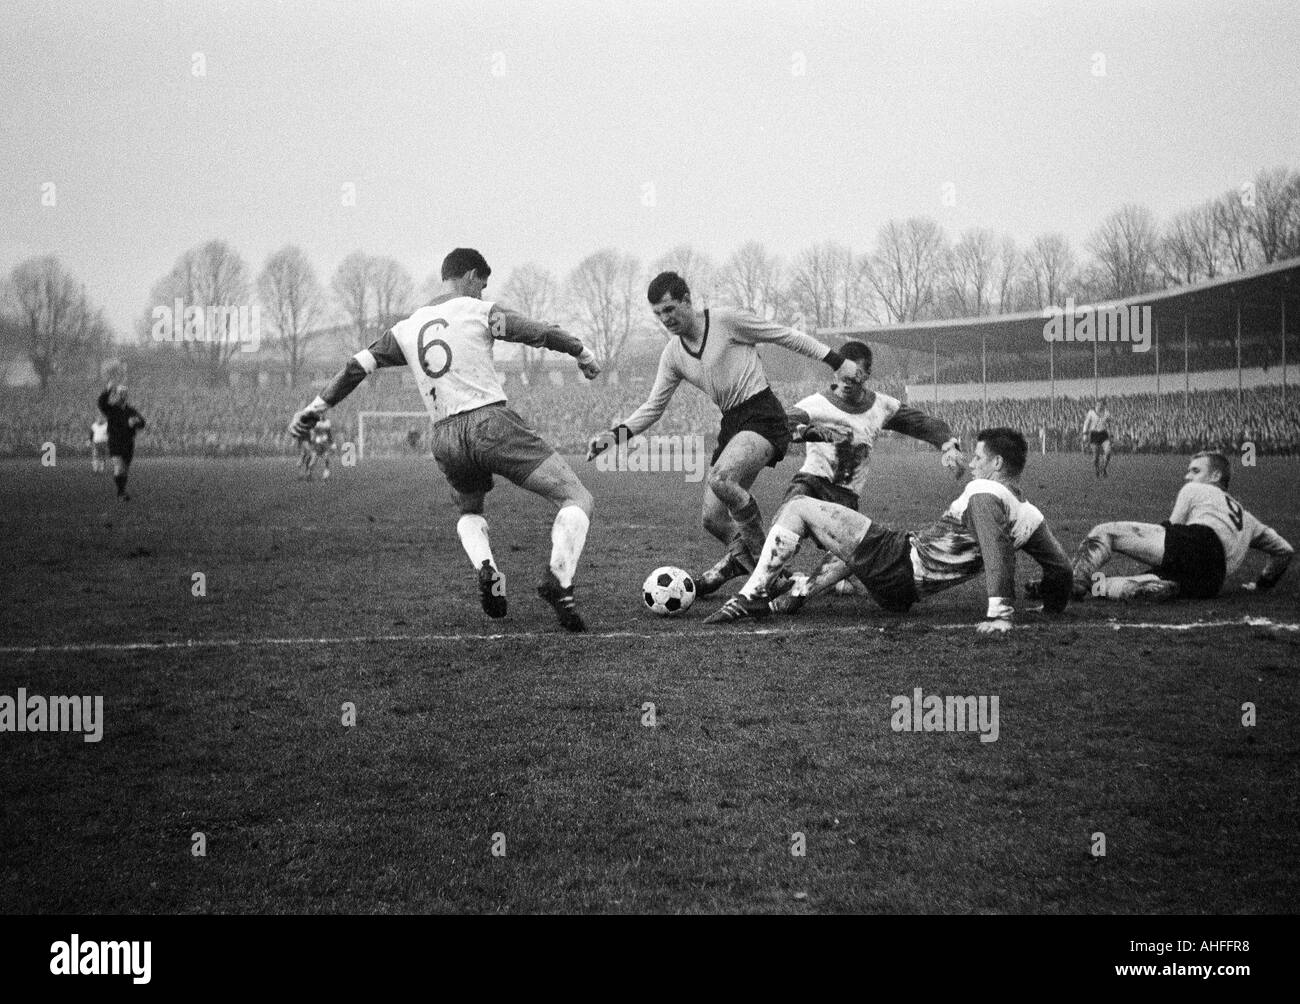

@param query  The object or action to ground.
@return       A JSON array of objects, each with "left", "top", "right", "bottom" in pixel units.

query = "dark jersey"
[{"left": 96, "top": 390, "right": 145, "bottom": 451}]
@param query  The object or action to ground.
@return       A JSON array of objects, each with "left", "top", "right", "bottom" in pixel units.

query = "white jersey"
[
  {"left": 91, "top": 420, "right": 108, "bottom": 444},
  {"left": 794, "top": 390, "right": 899, "bottom": 498},
  {"left": 1170, "top": 482, "right": 1292, "bottom": 578},
  {"left": 367, "top": 296, "right": 507, "bottom": 422}
]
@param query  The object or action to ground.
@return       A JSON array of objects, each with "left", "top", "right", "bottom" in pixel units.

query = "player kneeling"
[{"left": 705, "top": 428, "right": 1073, "bottom": 634}]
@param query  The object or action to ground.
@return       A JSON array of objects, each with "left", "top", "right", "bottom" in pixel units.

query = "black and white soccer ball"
[{"left": 642, "top": 566, "right": 696, "bottom": 617}]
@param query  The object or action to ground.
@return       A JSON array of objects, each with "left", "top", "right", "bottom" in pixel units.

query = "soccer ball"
[{"left": 642, "top": 566, "right": 696, "bottom": 616}]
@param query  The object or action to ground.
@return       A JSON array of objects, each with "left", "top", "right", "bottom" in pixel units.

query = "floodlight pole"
[
  {"left": 1183, "top": 313, "right": 1190, "bottom": 416},
  {"left": 981, "top": 332, "right": 988, "bottom": 428},
  {"left": 1282, "top": 294, "right": 1288, "bottom": 408},
  {"left": 1236, "top": 299, "right": 1243, "bottom": 407}
]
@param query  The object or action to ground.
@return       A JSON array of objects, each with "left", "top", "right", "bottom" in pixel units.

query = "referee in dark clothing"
[{"left": 96, "top": 384, "right": 146, "bottom": 501}]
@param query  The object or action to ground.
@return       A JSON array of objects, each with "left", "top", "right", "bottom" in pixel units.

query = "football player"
[
  {"left": 298, "top": 417, "right": 336, "bottom": 480},
  {"left": 586, "top": 271, "right": 862, "bottom": 597},
  {"left": 779, "top": 339, "right": 965, "bottom": 612},
  {"left": 89, "top": 416, "right": 108, "bottom": 473},
  {"left": 290, "top": 248, "right": 600, "bottom": 631},
  {"left": 704, "top": 427, "right": 1073, "bottom": 633},
  {"left": 1061, "top": 450, "right": 1293, "bottom": 601},
  {"left": 96, "top": 383, "right": 146, "bottom": 501},
  {"left": 1081, "top": 398, "right": 1113, "bottom": 478}
]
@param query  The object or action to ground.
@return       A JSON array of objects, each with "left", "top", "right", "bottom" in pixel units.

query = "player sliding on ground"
[
  {"left": 586, "top": 271, "right": 863, "bottom": 597},
  {"left": 1059, "top": 450, "right": 1293, "bottom": 602},
  {"left": 780, "top": 339, "right": 965, "bottom": 607},
  {"left": 290, "top": 248, "right": 602, "bottom": 632},
  {"left": 705, "top": 427, "right": 1074, "bottom": 633}
]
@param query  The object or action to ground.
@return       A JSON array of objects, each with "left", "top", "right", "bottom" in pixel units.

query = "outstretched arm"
[
  {"left": 489, "top": 306, "right": 599, "bottom": 378},
  {"left": 731, "top": 313, "right": 861, "bottom": 383},
  {"left": 884, "top": 405, "right": 964, "bottom": 476},
  {"left": 588, "top": 348, "right": 682, "bottom": 459},
  {"left": 289, "top": 330, "right": 404, "bottom": 438}
]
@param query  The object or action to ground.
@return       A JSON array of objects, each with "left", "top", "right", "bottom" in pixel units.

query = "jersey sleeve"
[
  {"left": 1167, "top": 483, "right": 1197, "bottom": 524},
  {"left": 1249, "top": 518, "right": 1294, "bottom": 590},
  {"left": 320, "top": 328, "right": 406, "bottom": 408},
  {"left": 883, "top": 404, "right": 953, "bottom": 448},
  {"left": 619, "top": 345, "right": 684, "bottom": 437},
  {"left": 728, "top": 311, "right": 836, "bottom": 364},
  {"left": 489, "top": 305, "right": 585, "bottom": 356},
  {"left": 1019, "top": 521, "right": 1073, "bottom": 612},
  {"left": 967, "top": 491, "right": 1017, "bottom": 602}
]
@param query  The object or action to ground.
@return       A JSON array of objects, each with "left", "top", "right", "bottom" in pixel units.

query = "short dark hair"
[
  {"left": 838, "top": 340, "right": 873, "bottom": 374},
  {"left": 1193, "top": 450, "right": 1231, "bottom": 488},
  {"left": 647, "top": 271, "right": 690, "bottom": 304},
  {"left": 977, "top": 427, "right": 1028, "bottom": 477},
  {"left": 442, "top": 248, "right": 491, "bottom": 281}
]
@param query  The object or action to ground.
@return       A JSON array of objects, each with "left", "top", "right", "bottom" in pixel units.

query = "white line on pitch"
[{"left": 0, "top": 616, "right": 1296, "bottom": 657}]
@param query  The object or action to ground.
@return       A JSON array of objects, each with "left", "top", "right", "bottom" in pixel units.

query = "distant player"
[
  {"left": 1063, "top": 451, "right": 1293, "bottom": 601},
  {"left": 89, "top": 417, "right": 108, "bottom": 473},
  {"left": 586, "top": 271, "right": 863, "bottom": 596},
  {"left": 705, "top": 428, "right": 1073, "bottom": 632},
  {"left": 1081, "top": 398, "right": 1113, "bottom": 478},
  {"left": 290, "top": 248, "right": 601, "bottom": 631},
  {"left": 298, "top": 417, "right": 336, "bottom": 480},
  {"left": 96, "top": 384, "right": 146, "bottom": 501},
  {"left": 779, "top": 339, "right": 966, "bottom": 611}
]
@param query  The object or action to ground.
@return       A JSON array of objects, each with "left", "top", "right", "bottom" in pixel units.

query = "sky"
[{"left": 2, "top": 0, "right": 1297, "bottom": 337}]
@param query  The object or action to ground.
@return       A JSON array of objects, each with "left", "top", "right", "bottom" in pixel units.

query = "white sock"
[
  {"left": 457, "top": 514, "right": 495, "bottom": 569},
  {"left": 550, "top": 505, "right": 590, "bottom": 588},
  {"left": 739, "top": 525, "right": 801, "bottom": 598}
]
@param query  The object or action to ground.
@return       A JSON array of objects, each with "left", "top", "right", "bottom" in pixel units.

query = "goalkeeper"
[{"left": 290, "top": 248, "right": 601, "bottom": 632}]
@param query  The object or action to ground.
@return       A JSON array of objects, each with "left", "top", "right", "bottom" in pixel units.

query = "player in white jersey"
[
  {"left": 1063, "top": 451, "right": 1293, "bottom": 601},
  {"left": 298, "top": 417, "right": 335, "bottom": 480},
  {"left": 89, "top": 417, "right": 108, "bottom": 473},
  {"left": 1080, "top": 399, "right": 1113, "bottom": 478},
  {"left": 585, "top": 271, "right": 863, "bottom": 596},
  {"left": 777, "top": 339, "right": 965, "bottom": 611},
  {"left": 289, "top": 248, "right": 602, "bottom": 631},
  {"left": 704, "top": 427, "right": 1073, "bottom": 632}
]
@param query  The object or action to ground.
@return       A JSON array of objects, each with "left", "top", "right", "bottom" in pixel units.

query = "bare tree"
[
  {"left": 332, "top": 251, "right": 374, "bottom": 349},
  {"left": 1024, "top": 233, "right": 1077, "bottom": 310},
  {"left": 940, "top": 228, "right": 998, "bottom": 317},
  {"left": 371, "top": 256, "right": 414, "bottom": 330},
  {"left": 1212, "top": 190, "right": 1256, "bottom": 274},
  {"left": 258, "top": 245, "right": 324, "bottom": 388},
  {"left": 786, "top": 241, "right": 868, "bottom": 328},
  {"left": 567, "top": 250, "right": 642, "bottom": 377},
  {"left": 1086, "top": 204, "right": 1159, "bottom": 299},
  {"left": 718, "top": 241, "right": 786, "bottom": 319},
  {"left": 502, "top": 264, "right": 560, "bottom": 384},
  {"left": 650, "top": 245, "right": 716, "bottom": 306},
  {"left": 5, "top": 256, "right": 102, "bottom": 393},
  {"left": 992, "top": 235, "right": 1025, "bottom": 313},
  {"left": 1245, "top": 166, "right": 1300, "bottom": 264},
  {"left": 866, "top": 218, "right": 947, "bottom": 323},
  {"left": 1155, "top": 208, "right": 1210, "bottom": 286},
  {"left": 145, "top": 240, "right": 252, "bottom": 385}
]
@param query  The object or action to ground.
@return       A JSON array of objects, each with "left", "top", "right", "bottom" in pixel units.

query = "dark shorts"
[
  {"left": 848, "top": 522, "right": 919, "bottom": 612},
  {"left": 432, "top": 403, "right": 554, "bottom": 497},
  {"left": 108, "top": 440, "right": 134, "bottom": 465},
  {"left": 1157, "top": 523, "right": 1226, "bottom": 599},
  {"left": 712, "top": 387, "right": 791, "bottom": 468},
  {"left": 784, "top": 472, "right": 859, "bottom": 511},
  {"left": 1089, "top": 431, "right": 1110, "bottom": 446}
]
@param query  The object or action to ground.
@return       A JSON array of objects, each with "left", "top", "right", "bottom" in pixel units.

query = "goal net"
[{"left": 357, "top": 411, "right": 436, "bottom": 461}]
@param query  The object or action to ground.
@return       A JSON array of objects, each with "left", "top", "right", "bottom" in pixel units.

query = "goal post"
[{"left": 357, "top": 411, "right": 436, "bottom": 462}]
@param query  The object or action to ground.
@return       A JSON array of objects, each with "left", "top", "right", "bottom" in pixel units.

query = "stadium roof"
[{"left": 820, "top": 257, "right": 1300, "bottom": 355}]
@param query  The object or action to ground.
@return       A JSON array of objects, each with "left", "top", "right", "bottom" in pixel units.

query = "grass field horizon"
[{"left": 2, "top": 450, "right": 1298, "bottom": 913}]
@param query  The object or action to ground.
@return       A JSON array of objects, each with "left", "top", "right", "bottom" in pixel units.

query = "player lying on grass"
[
  {"left": 297, "top": 417, "right": 336, "bottom": 480},
  {"left": 782, "top": 339, "right": 965, "bottom": 603},
  {"left": 586, "top": 271, "right": 863, "bottom": 597},
  {"left": 1054, "top": 450, "right": 1293, "bottom": 602},
  {"left": 704, "top": 427, "right": 1073, "bottom": 633},
  {"left": 290, "top": 247, "right": 602, "bottom": 632}
]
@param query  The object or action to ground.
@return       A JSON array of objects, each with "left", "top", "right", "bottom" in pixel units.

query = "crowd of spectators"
[{"left": 4, "top": 371, "right": 1299, "bottom": 459}]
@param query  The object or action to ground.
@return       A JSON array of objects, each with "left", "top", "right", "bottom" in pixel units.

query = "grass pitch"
[{"left": 2, "top": 450, "right": 1298, "bottom": 913}]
